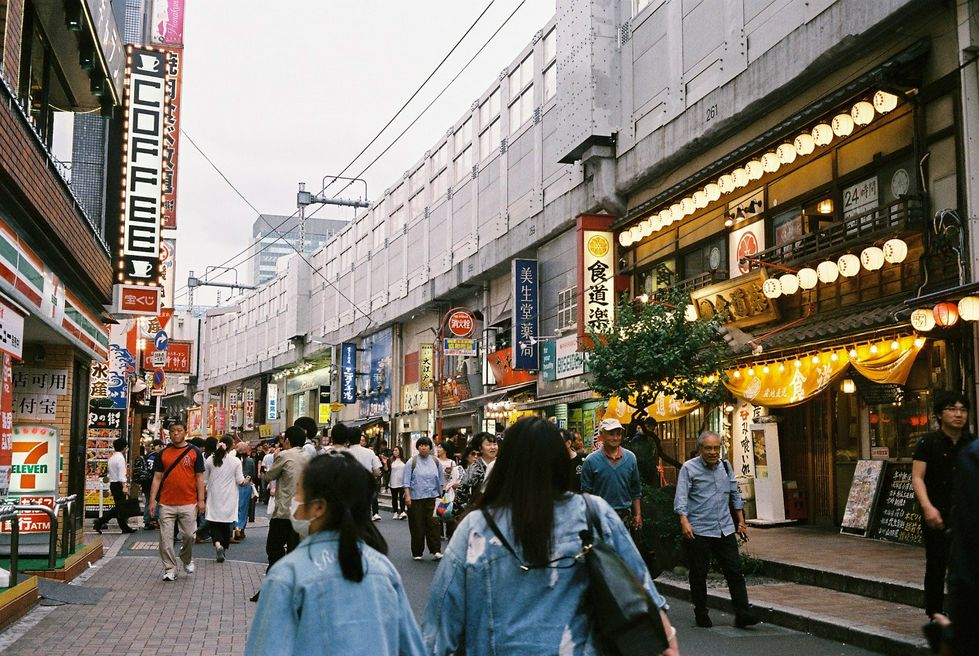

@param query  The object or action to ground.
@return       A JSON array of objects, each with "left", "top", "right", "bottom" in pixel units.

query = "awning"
[
  {"left": 462, "top": 381, "right": 535, "bottom": 407},
  {"left": 518, "top": 389, "right": 601, "bottom": 410},
  {"left": 345, "top": 416, "right": 387, "bottom": 428}
]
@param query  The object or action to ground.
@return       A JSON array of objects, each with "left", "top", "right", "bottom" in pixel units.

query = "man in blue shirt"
[
  {"left": 580, "top": 418, "right": 643, "bottom": 530},
  {"left": 403, "top": 436, "right": 445, "bottom": 561},
  {"left": 674, "top": 431, "right": 757, "bottom": 629}
]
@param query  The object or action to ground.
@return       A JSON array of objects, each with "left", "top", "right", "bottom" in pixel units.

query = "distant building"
[{"left": 248, "top": 214, "right": 347, "bottom": 285}]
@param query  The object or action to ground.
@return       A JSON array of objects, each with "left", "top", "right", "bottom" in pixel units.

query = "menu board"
[
  {"left": 869, "top": 462, "right": 923, "bottom": 545},
  {"left": 840, "top": 460, "right": 885, "bottom": 535}
]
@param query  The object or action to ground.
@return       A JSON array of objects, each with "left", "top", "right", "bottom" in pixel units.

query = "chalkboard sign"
[
  {"left": 840, "top": 460, "right": 885, "bottom": 536},
  {"left": 869, "top": 462, "right": 924, "bottom": 546}
]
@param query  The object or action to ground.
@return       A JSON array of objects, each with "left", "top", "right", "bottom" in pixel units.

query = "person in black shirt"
[
  {"left": 561, "top": 429, "right": 584, "bottom": 493},
  {"left": 912, "top": 390, "right": 974, "bottom": 619}
]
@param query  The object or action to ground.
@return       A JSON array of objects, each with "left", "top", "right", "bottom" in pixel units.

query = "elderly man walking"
[
  {"left": 674, "top": 431, "right": 758, "bottom": 629},
  {"left": 580, "top": 418, "right": 643, "bottom": 530}
]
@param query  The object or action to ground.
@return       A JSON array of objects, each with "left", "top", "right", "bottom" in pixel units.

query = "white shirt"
[
  {"left": 262, "top": 453, "right": 274, "bottom": 473},
  {"left": 389, "top": 459, "right": 406, "bottom": 488},
  {"left": 108, "top": 451, "right": 127, "bottom": 483},
  {"left": 439, "top": 458, "right": 461, "bottom": 488},
  {"left": 342, "top": 444, "right": 382, "bottom": 473},
  {"left": 204, "top": 453, "right": 245, "bottom": 523}
]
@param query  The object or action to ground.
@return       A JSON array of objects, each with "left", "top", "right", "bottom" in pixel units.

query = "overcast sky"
[{"left": 174, "top": 0, "right": 556, "bottom": 307}]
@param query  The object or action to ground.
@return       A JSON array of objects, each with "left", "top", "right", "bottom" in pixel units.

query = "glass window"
[
  {"left": 520, "top": 55, "right": 533, "bottom": 89},
  {"left": 372, "top": 223, "right": 386, "bottom": 249},
  {"left": 409, "top": 191, "right": 425, "bottom": 219},
  {"left": 489, "top": 87, "right": 501, "bottom": 117},
  {"left": 409, "top": 167, "right": 424, "bottom": 194},
  {"left": 544, "top": 64, "right": 556, "bottom": 102},
  {"left": 544, "top": 29, "right": 556, "bottom": 63},
  {"left": 557, "top": 287, "right": 577, "bottom": 330}
]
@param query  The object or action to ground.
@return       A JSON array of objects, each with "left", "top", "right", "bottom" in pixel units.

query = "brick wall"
[{"left": 0, "top": 0, "right": 23, "bottom": 91}]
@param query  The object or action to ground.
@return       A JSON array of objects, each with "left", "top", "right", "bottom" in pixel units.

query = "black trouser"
[
  {"left": 684, "top": 532, "right": 751, "bottom": 615},
  {"left": 923, "top": 525, "right": 949, "bottom": 616},
  {"left": 371, "top": 491, "right": 380, "bottom": 516},
  {"left": 391, "top": 488, "right": 405, "bottom": 514},
  {"left": 99, "top": 482, "right": 130, "bottom": 530},
  {"left": 408, "top": 497, "right": 441, "bottom": 557},
  {"left": 209, "top": 521, "right": 233, "bottom": 549},
  {"left": 265, "top": 517, "right": 300, "bottom": 572},
  {"left": 248, "top": 496, "right": 256, "bottom": 523}
]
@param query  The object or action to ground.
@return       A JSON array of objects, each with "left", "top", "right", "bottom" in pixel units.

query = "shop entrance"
[{"left": 778, "top": 391, "right": 835, "bottom": 526}]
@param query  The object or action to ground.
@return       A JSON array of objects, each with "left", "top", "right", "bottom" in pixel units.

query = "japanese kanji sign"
[
  {"left": 419, "top": 344, "right": 434, "bottom": 391},
  {"left": 141, "top": 340, "right": 192, "bottom": 373},
  {"left": 511, "top": 258, "right": 539, "bottom": 370},
  {"left": 579, "top": 218, "right": 616, "bottom": 338},
  {"left": 341, "top": 343, "right": 356, "bottom": 404}
]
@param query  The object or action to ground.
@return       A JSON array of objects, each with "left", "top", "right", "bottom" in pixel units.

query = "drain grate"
[{"left": 129, "top": 541, "right": 158, "bottom": 550}]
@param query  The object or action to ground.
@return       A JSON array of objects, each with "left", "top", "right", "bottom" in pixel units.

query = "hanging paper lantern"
[
  {"left": 684, "top": 304, "right": 699, "bottom": 322},
  {"left": 760, "top": 152, "right": 780, "bottom": 173},
  {"left": 670, "top": 203, "right": 684, "bottom": 219},
  {"left": 798, "top": 267, "right": 818, "bottom": 289},
  {"left": 958, "top": 296, "right": 979, "bottom": 321},
  {"left": 910, "top": 308, "right": 936, "bottom": 332},
  {"left": 629, "top": 225, "right": 643, "bottom": 242},
  {"left": 851, "top": 101, "right": 875, "bottom": 126},
  {"left": 649, "top": 216, "right": 663, "bottom": 232},
  {"left": 882, "top": 238, "right": 908, "bottom": 264},
  {"left": 732, "top": 168, "right": 749, "bottom": 188},
  {"left": 681, "top": 197, "right": 696, "bottom": 214},
  {"left": 794, "top": 133, "right": 816, "bottom": 155},
  {"left": 705, "top": 183, "right": 721, "bottom": 202},
  {"left": 779, "top": 273, "right": 800, "bottom": 295},
  {"left": 776, "top": 143, "right": 797, "bottom": 164},
  {"left": 640, "top": 219, "right": 654, "bottom": 237},
  {"left": 933, "top": 302, "right": 960, "bottom": 328},
  {"left": 762, "top": 278, "right": 782, "bottom": 299},
  {"left": 693, "top": 190, "right": 708, "bottom": 208},
  {"left": 832, "top": 113, "right": 855, "bottom": 137},
  {"left": 619, "top": 231, "right": 633, "bottom": 247},
  {"left": 659, "top": 208, "right": 673, "bottom": 225},
  {"left": 812, "top": 123, "right": 834, "bottom": 146},
  {"left": 745, "top": 160, "right": 764, "bottom": 180},
  {"left": 873, "top": 90, "right": 899, "bottom": 114},
  {"left": 718, "top": 174, "right": 735, "bottom": 194},
  {"left": 816, "top": 260, "right": 840, "bottom": 284},
  {"left": 860, "top": 246, "right": 885, "bottom": 271},
  {"left": 838, "top": 253, "right": 861, "bottom": 277}
]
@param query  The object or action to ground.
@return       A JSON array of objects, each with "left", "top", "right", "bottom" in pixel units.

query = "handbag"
[
  {"left": 435, "top": 489, "right": 454, "bottom": 521},
  {"left": 116, "top": 497, "right": 142, "bottom": 518}
]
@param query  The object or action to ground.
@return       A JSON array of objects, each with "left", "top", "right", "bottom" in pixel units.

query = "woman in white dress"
[{"left": 204, "top": 434, "right": 246, "bottom": 562}]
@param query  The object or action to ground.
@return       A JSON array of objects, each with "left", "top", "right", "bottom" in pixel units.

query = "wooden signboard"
[
  {"left": 840, "top": 459, "right": 886, "bottom": 536},
  {"left": 868, "top": 462, "right": 924, "bottom": 546}
]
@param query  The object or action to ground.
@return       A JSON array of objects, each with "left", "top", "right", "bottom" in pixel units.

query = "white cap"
[{"left": 598, "top": 418, "right": 624, "bottom": 432}]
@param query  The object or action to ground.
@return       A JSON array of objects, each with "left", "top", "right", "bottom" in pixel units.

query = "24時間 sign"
[
  {"left": 511, "top": 259, "right": 539, "bottom": 370},
  {"left": 340, "top": 343, "right": 356, "bottom": 404},
  {"left": 119, "top": 47, "right": 166, "bottom": 287}
]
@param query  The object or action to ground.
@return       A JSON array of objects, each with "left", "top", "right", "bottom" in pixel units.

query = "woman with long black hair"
[
  {"left": 422, "top": 416, "right": 678, "bottom": 655},
  {"left": 203, "top": 434, "right": 246, "bottom": 563},
  {"left": 246, "top": 451, "right": 425, "bottom": 656}
]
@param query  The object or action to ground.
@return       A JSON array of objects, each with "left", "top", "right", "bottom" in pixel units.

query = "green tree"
[{"left": 587, "top": 287, "right": 729, "bottom": 470}]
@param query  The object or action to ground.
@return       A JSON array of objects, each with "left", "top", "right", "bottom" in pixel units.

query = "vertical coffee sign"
[{"left": 512, "top": 259, "right": 539, "bottom": 370}]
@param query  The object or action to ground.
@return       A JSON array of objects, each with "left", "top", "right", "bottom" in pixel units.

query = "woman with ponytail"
[
  {"left": 245, "top": 451, "right": 425, "bottom": 656},
  {"left": 203, "top": 434, "right": 246, "bottom": 563}
]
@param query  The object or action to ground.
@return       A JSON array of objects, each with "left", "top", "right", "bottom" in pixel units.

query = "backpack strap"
[
  {"left": 481, "top": 509, "right": 531, "bottom": 571},
  {"left": 155, "top": 445, "right": 194, "bottom": 501}
]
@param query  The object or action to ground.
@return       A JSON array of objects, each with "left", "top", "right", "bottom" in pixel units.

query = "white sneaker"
[
  {"left": 183, "top": 561, "right": 195, "bottom": 574},
  {"left": 372, "top": 514, "right": 381, "bottom": 521},
  {"left": 400, "top": 512, "right": 408, "bottom": 519},
  {"left": 392, "top": 513, "right": 400, "bottom": 520},
  {"left": 412, "top": 556, "right": 422, "bottom": 561},
  {"left": 215, "top": 545, "right": 225, "bottom": 563},
  {"left": 433, "top": 552, "right": 443, "bottom": 561},
  {"left": 162, "top": 571, "right": 176, "bottom": 581}
]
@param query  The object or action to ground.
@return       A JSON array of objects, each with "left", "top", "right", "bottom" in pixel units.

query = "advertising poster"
[
  {"left": 85, "top": 359, "right": 123, "bottom": 513},
  {"left": 362, "top": 330, "right": 392, "bottom": 419},
  {"left": 151, "top": 0, "right": 185, "bottom": 47},
  {"left": 160, "top": 239, "right": 176, "bottom": 308},
  {"left": 160, "top": 50, "right": 182, "bottom": 230}
]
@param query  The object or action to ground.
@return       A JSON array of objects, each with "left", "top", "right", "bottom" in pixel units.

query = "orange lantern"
[{"left": 933, "top": 302, "right": 960, "bottom": 327}]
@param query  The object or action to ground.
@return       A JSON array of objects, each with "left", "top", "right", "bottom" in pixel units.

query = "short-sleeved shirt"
[
  {"left": 913, "top": 430, "right": 975, "bottom": 514},
  {"left": 153, "top": 444, "right": 204, "bottom": 506}
]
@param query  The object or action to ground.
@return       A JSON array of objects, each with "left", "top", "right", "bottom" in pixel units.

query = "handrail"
[
  {"left": 54, "top": 495, "right": 78, "bottom": 558},
  {"left": 12, "top": 505, "right": 58, "bottom": 569},
  {"left": 0, "top": 505, "right": 17, "bottom": 587}
]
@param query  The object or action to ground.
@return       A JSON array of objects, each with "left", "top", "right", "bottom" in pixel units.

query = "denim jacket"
[
  {"left": 421, "top": 494, "right": 667, "bottom": 656},
  {"left": 245, "top": 530, "right": 426, "bottom": 656}
]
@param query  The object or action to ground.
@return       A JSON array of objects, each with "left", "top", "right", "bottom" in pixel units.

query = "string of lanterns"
[
  {"left": 761, "top": 238, "right": 909, "bottom": 298},
  {"left": 619, "top": 90, "right": 902, "bottom": 248},
  {"left": 271, "top": 361, "right": 317, "bottom": 381},
  {"left": 728, "top": 335, "right": 925, "bottom": 379},
  {"left": 911, "top": 297, "right": 979, "bottom": 331}
]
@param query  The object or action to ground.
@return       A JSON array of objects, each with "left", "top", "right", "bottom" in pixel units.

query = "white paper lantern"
[
  {"left": 832, "top": 113, "right": 855, "bottom": 137},
  {"left": 681, "top": 197, "right": 696, "bottom": 214},
  {"left": 762, "top": 278, "right": 782, "bottom": 299},
  {"left": 816, "top": 260, "right": 840, "bottom": 284},
  {"left": 873, "top": 90, "right": 899, "bottom": 114},
  {"left": 910, "top": 308, "right": 936, "bottom": 331},
  {"left": 779, "top": 273, "right": 800, "bottom": 295},
  {"left": 693, "top": 190, "right": 708, "bottom": 208},
  {"left": 812, "top": 123, "right": 834, "bottom": 146},
  {"left": 684, "top": 304, "right": 698, "bottom": 322},
  {"left": 860, "top": 246, "right": 885, "bottom": 271},
  {"left": 732, "top": 168, "right": 749, "bottom": 188},
  {"left": 776, "top": 143, "right": 798, "bottom": 165},
  {"left": 798, "top": 267, "right": 818, "bottom": 289},
  {"left": 718, "top": 174, "right": 735, "bottom": 194},
  {"left": 659, "top": 208, "right": 673, "bottom": 225},
  {"left": 649, "top": 216, "right": 663, "bottom": 232},
  {"left": 760, "top": 152, "right": 780, "bottom": 173},
  {"left": 619, "top": 231, "right": 633, "bottom": 247},
  {"left": 670, "top": 203, "right": 684, "bottom": 219},
  {"left": 705, "top": 183, "right": 721, "bottom": 202},
  {"left": 794, "top": 133, "right": 816, "bottom": 156},
  {"left": 745, "top": 160, "right": 764, "bottom": 180},
  {"left": 640, "top": 219, "right": 654, "bottom": 237},
  {"left": 882, "top": 238, "right": 908, "bottom": 264},
  {"left": 630, "top": 225, "right": 643, "bottom": 242},
  {"left": 959, "top": 296, "right": 979, "bottom": 322},
  {"left": 851, "top": 101, "right": 875, "bottom": 126},
  {"left": 838, "top": 253, "right": 861, "bottom": 277}
]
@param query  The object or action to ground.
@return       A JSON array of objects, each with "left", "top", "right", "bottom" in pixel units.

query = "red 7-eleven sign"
[{"left": 9, "top": 425, "right": 58, "bottom": 494}]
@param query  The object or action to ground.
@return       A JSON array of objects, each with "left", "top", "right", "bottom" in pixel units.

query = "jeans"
[
  {"left": 391, "top": 488, "right": 405, "bottom": 514},
  {"left": 142, "top": 483, "right": 159, "bottom": 525},
  {"left": 407, "top": 497, "right": 441, "bottom": 557},
  {"left": 236, "top": 485, "right": 250, "bottom": 530},
  {"left": 923, "top": 525, "right": 949, "bottom": 616},
  {"left": 265, "top": 517, "right": 299, "bottom": 572},
  {"left": 158, "top": 504, "right": 197, "bottom": 574},
  {"left": 684, "top": 532, "right": 751, "bottom": 615}
]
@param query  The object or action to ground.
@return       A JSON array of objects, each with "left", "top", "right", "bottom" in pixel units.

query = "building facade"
[{"left": 247, "top": 214, "right": 347, "bottom": 286}]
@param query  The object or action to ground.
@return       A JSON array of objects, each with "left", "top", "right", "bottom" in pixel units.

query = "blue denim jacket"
[
  {"left": 245, "top": 530, "right": 426, "bottom": 656},
  {"left": 422, "top": 494, "right": 667, "bottom": 655}
]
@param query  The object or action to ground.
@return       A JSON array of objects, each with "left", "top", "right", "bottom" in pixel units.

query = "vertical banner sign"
[
  {"left": 0, "top": 299, "right": 24, "bottom": 360},
  {"left": 119, "top": 47, "right": 166, "bottom": 288},
  {"left": 419, "top": 343, "right": 434, "bottom": 391},
  {"left": 512, "top": 259, "right": 539, "bottom": 370},
  {"left": 341, "top": 343, "right": 357, "bottom": 404},
  {"left": 161, "top": 49, "right": 182, "bottom": 229},
  {"left": 160, "top": 239, "right": 176, "bottom": 308},
  {"left": 229, "top": 391, "right": 239, "bottom": 429},
  {"left": 266, "top": 383, "right": 278, "bottom": 421},
  {"left": 362, "top": 330, "right": 393, "bottom": 419},
  {"left": 579, "top": 217, "right": 616, "bottom": 337},
  {"left": 244, "top": 389, "right": 255, "bottom": 431},
  {"left": 151, "top": 0, "right": 185, "bottom": 46},
  {"left": 0, "top": 355, "right": 12, "bottom": 499}
]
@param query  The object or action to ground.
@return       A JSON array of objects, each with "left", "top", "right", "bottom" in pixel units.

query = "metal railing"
[
  {"left": 55, "top": 495, "right": 78, "bottom": 559},
  {"left": 1, "top": 502, "right": 63, "bottom": 587}
]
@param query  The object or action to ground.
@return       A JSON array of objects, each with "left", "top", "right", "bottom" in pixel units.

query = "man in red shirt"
[{"left": 148, "top": 422, "right": 206, "bottom": 581}]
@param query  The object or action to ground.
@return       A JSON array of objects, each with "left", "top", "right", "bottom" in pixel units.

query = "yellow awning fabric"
[
  {"left": 605, "top": 394, "right": 700, "bottom": 423},
  {"left": 849, "top": 335, "right": 924, "bottom": 384}
]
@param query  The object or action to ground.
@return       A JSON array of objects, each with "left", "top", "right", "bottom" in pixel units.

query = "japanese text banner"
[{"left": 724, "top": 350, "right": 850, "bottom": 407}]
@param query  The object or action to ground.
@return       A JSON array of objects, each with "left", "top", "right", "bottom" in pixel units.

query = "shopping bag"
[{"left": 435, "top": 489, "right": 455, "bottom": 521}]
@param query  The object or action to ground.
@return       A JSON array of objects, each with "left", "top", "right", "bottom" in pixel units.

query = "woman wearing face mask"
[{"left": 245, "top": 452, "right": 426, "bottom": 656}]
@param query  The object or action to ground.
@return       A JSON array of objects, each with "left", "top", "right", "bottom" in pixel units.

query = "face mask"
[{"left": 290, "top": 498, "right": 311, "bottom": 538}]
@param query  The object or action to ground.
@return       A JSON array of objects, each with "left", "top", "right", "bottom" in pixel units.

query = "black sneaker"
[
  {"left": 735, "top": 610, "right": 760, "bottom": 628},
  {"left": 695, "top": 613, "right": 713, "bottom": 628},
  {"left": 249, "top": 591, "right": 260, "bottom": 603}
]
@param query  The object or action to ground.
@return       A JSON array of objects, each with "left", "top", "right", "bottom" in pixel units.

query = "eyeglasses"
[{"left": 943, "top": 405, "right": 968, "bottom": 414}]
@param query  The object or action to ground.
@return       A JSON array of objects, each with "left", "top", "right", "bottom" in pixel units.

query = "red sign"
[
  {"left": 486, "top": 348, "right": 536, "bottom": 388},
  {"left": 1, "top": 495, "right": 53, "bottom": 533},
  {"left": 0, "top": 354, "right": 11, "bottom": 499},
  {"left": 142, "top": 340, "right": 192, "bottom": 373},
  {"left": 114, "top": 284, "right": 162, "bottom": 316},
  {"left": 447, "top": 310, "right": 475, "bottom": 338}
]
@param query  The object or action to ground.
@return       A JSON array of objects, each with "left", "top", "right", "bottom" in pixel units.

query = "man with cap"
[{"left": 580, "top": 417, "right": 643, "bottom": 530}]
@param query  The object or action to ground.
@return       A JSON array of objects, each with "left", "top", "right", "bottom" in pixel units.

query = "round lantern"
[
  {"left": 762, "top": 278, "right": 782, "bottom": 299},
  {"left": 838, "top": 253, "right": 861, "bottom": 277},
  {"left": 681, "top": 197, "right": 696, "bottom": 214},
  {"left": 670, "top": 202, "right": 684, "bottom": 219},
  {"left": 684, "top": 304, "right": 699, "bottom": 322},
  {"left": 851, "top": 101, "right": 875, "bottom": 126},
  {"left": 794, "top": 132, "right": 816, "bottom": 156},
  {"left": 776, "top": 142, "right": 798, "bottom": 165},
  {"left": 640, "top": 219, "right": 654, "bottom": 237},
  {"left": 619, "top": 231, "right": 633, "bottom": 247},
  {"left": 832, "top": 113, "right": 855, "bottom": 137},
  {"left": 933, "top": 302, "right": 960, "bottom": 328},
  {"left": 816, "top": 260, "right": 840, "bottom": 284},
  {"left": 882, "top": 238, "right": 908, "bottom": 264},
  {"left": 779, "top": 273, "right": 800, "bottom": 295},
  {"left": 659, "top": 208, "right": 673, "bottom": 225},
  {"left": 718, "top": 174, "right": 735, "bottom": 194},
  {"left": 629, "top": 225, "right": 643, "bottom": 242},
  {"left": 649, "top": 216, "right": 663, "bottom": 232},
  {"left": 693, "top": 190, "right": 708, "bottom": 209},
  {"left": 958, "top": 296, "right": 979, "bottom": 321},
  {"left": 705, "top": 183, "right": 721, "bottom": 202},
  {"left": 798, "top": 267, "right": 818, "bottom": 289},
  {"left": 873, "top": 90, "right": 899, "bottom": 114},
  {"left": 812, "top": 123, "right": 834, "bottom": 146},
  {"left": 732, "top": 168, "right": 749, "bottom": 188},
  {"left": 911, "top": 308, "right": 937, "bottom": 331},
  {"left": 745, "top": 160, "right": 764, "bottom": 180},
  {"left": 760, "top": 152, "right": 780, "bottom": 173},
  {"left": 861, "top": 246, "right": 885, "bottom": 271}
]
